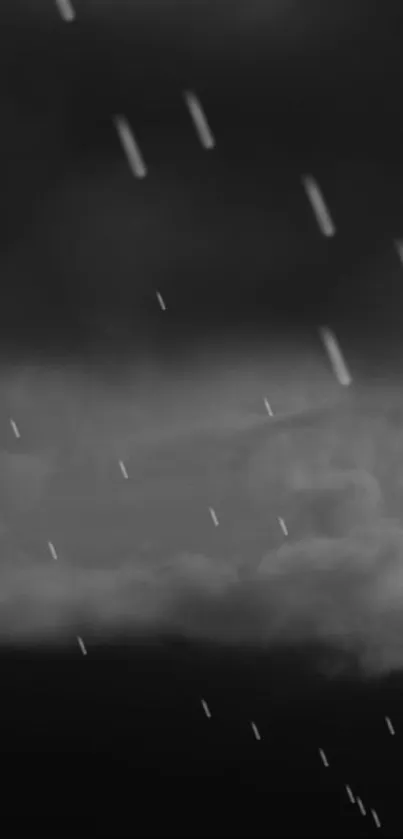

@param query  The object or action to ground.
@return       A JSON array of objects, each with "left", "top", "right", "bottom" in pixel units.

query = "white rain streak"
[
  {"left": 357, "top": 798, "right": 366, "bottom": 817},
  {"left": 10, "top": 418, "right": 20, "bottom": 438},
  {"left": 48, "top": 541, "right": 58, "bottom": 561},
  {"left": 394, "top": 239, "right": 403, "bottom": 264},
  {"left": 385, "top": 715, "right": 395, "bottom": 735},
  {"left": 278, "top": 517, "right": 288, "bottom": 536},
  {"left": 156, "top": 291, "right": 166, "bottom": 311},
  {"left": 55, "top": 0, "right": 76, "bottom": 22},
  {"left": 201, "top": 699, "right": 211, "bottom": 718},
  {"left": 264, "top": 397, "right": 273, "bottom": 417},
  {"left": 184, "top": 91, "right": 215, "bottom": 150},
  {"left": 345, "top": 785, "right": 355, "bottom": 804},
  {"left": 77, "top": 636, "right": 87, "bottom": 656},
  {"left": 318, "top": 748, "right": 329, "bottom": 767},
  {"left": 209, "top": 507, "right": 219, "bottom": 527},
  {"left": 302, "top": 174, "right": 335, "bottom": 237},
  {"left": 119, "top": 460, "right": 129, "bottom": 479},
  {"left": 113, "top": 115, "right": 147, "bottom": 179},
  {"left": 319, "top": 326, "right": 352, "bottom": 387},
  {"left": 371, "top": 810, "right": 381, "bottom": 829},
  {"left": 250, "top": 721, "right": 261, "bottom": 741}
]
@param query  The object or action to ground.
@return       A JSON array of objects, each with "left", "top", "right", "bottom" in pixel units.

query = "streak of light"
[
  {"left": 263, "top": 397, "right": 273, "bottom": 417},
  {"left": 250, "top": 721, "right": 261, "bottom": 741},
  {"left": 48, "top": 541, "right": 58, "bottom": 560},
  {"left": 385, "top": 715, "right": 395, "bottom": 735},
  {"left": 318, "top": 748, "right": 329, "bottom": 767},
  {"left": 278, "top": 517, "right": 288, "bottom": 536},
  {"left": 113, "top": 115, "right": 147, "bottom": 178},
  {"left": 184, "top": 91, "right": 215, "bottom": 149},
  {"left": 209, "top": 507, "right": 219, "bottom": 526},
  {"left": 55, "top": 0, "right": 76, "bottom": 21},
  {"left": 201, "top": 698, "right": 211, "bottom": 718},
  {"left": 345, "top": 785, "right": 355, "bottom": 804},
  {"left": 371, "top": 810, "right": 381, "bottom": 829},
  {"left": 156, "top": 291, "right": 166, "bottom": 311},
  {"left": 119, "top": 460, "right": 129, "bottom": 479},
  {"left": 319, "top": 326, "right": 352, "bottom": 387},
  {"left": 10, "top": 418, "right": 20, "bottom": 438},
  {"left": 77, "top": 636, "right": 87, "bottom": 656},
  {"left": 357, "top": 798, "right": 366, "bottom": 817},
  {"left": 302, "top": 174, "right": 335, "bottom": 237},
  {"left": 394, "top": 239, "right": 403, "bottom": 264}
]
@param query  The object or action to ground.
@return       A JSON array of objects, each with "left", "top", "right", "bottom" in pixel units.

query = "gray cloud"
[{"left": 0, "top": 359, "right": 403, "bottom": 679}]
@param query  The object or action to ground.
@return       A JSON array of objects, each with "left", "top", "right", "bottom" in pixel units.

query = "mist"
[{"left": 0, "top": 348, "right": 400, "bottom": 680}]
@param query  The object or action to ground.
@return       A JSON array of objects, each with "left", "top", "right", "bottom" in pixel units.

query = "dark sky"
[
  {"left": 2, "top": 2, "right": 403, "bottom": 838},
  {"left": 1, "top": 0, "right": 403, "bottom": 363}
]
